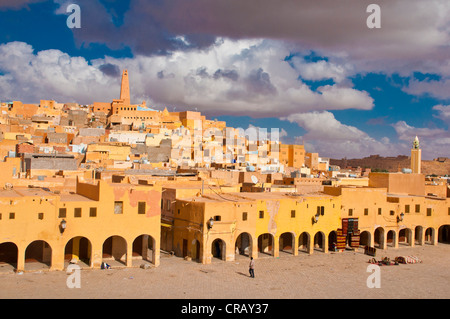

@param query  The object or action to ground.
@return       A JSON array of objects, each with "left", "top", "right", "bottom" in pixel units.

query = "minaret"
[
  {"left": 411, "top": 135, "right": 421, "bottom": 174},
  {"left": 120, "top": 69, "right": 131, "bottom": 105}
]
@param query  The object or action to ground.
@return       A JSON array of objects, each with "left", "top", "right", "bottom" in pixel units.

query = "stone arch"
[
  {"left": 102, "top": 235, "right": 127, "bottom": 266},
  {"left": 64, "top": 236, "right": 92, "bottom": 268},
  {"left": 211, "top": 238, "right": 226, "bottom": 261},
  {"left": 279, "top": 232, "right": 295, "bottom": 255},
  {"left": 298, "top": 232, "right": 311, "bottom": 254},
  {"left": 360, "top": 231, "right": 371, "bottom": 248},
  {"left": 132, "top": 234, "right": 156, "bottom": 265},
  {"left": 235, "top": 232, "right": 253, "bottom": 257},
  {"left": 257, "top": 233, "right": 274, "bottom": 257},
  {"left": 313, "top": 231, "right": 325, "bottom": 252},
  {"left": 0, "top": 242, "right": 18, "bottom": 272},
  {"left": 25, "top": 240, "right": 52, "bottom": 271},
  {"left": 387, "top": 230, "right": 396, "bottom": 247}
]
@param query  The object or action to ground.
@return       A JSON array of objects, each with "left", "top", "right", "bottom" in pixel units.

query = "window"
[
  {"left": 364, "top": 208, "right": 369, "bottom": 216},
  {"left": 38, "top": 213, "right": 44, "bottom": 220},
  {"left": 214, "top": 215, "right": 221, "bottom": 221},
  {"left": 405, "top": 205, "right": 410, "bottom": 213},
  {"left": 291, "top": 210, "right": 296, "bottom": 218},
  {"left": 378, "top": 208, "right": 382, "bottom": 215},
  {"left": 415, "top": 204, "right": 420, "bottom": 213},
  {"left": 138, "top": 202, "right": 146, "bottom": 215},
  {"left": 59, "top": 208, "right": 67, "bottom": 218},
  {"left": 9, "top": 212, "right": 15, "bottom": 220},
  {"left": 242, "top": 212, "right": 248, "bottom": 221},
  {"left": 348, "top": 209, "right": 353, "bottom": 216},
  {"left": 390, "top": 210, "right": 395, "bottom": 216},
  {"left": 427, "top": 208, "right": 432, "bottom": 216},
  {"left": 259, "top": 210, "right": 264, "bottom": 219},
  {"left": 166, "top": 200, "right": 171, "bottom": 211},
  {"left": 90, "top": 207, "right": 97, "bottom": 217},
  {"left": 74, "top": 208, "right": 82, "bottom": 218},
  {"left": 114, "top": 201, "right": 123, "bottom": 214},
  {"left": 448, "top": 207, "right": 450, "bottom": 216}
]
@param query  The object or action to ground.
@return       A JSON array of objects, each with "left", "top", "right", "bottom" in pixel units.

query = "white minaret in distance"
[{"left": 411, "top": 135, "right": 421, "bottom": 174}]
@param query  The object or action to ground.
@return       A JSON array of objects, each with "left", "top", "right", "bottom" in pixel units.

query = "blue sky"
[{"left": 0, "top": 0, "right": 449, "bottom": 159}]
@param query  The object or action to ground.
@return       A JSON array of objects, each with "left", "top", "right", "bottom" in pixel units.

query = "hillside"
[{"left": 330, "top": 155, "right": 450, "bottom": 176}]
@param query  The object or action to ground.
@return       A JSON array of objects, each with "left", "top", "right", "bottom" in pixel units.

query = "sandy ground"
[{"left": 0, "top": 244, "right": 449, "bottom": 299}]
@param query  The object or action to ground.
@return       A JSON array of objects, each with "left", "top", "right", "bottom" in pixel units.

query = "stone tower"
[
  {"left": 411, "top": 135, "right": 421, "bottom": 174},
  {"left": 120, "top": 69, "right": 131, "bottom": 105}
]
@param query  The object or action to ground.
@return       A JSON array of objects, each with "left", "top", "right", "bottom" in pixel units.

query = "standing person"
[{"left": 249, "top": 257, "right": 255, "bottom": 278}]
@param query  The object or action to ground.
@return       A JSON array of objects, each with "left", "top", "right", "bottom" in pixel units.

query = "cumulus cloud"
[
  {"left": 432, "top": 104, "right": 450, "bottom": 125},
  {"left": 392, "top": 120, "right": 450, "bottom": 158},
  {"left": 281, "top": 111, "right": 402, "bottom": 158},
  {"left": 0, "top": 39, "right": 374, "bottom": 117}
]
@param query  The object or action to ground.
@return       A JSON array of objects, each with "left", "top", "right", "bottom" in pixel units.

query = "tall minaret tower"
[
  {"left": 411, "top": 135, "right": 421, "bottom": 174},
  {"left": 120, "top": 69, "right": 131, "bottom": 105}
]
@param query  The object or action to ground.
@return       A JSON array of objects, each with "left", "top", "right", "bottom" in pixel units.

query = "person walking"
[{"left": 249, "top": 257, "right": 255, "bottom": 278}]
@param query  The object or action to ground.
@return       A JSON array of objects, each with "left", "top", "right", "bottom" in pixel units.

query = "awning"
[{"left": 161, "top": 222, "right": 173, "bottom": 228}]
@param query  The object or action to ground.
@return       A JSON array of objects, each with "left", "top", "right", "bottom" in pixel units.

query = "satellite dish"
[{"left": 251, "top": 175, "right": 258, "bottom": 184}]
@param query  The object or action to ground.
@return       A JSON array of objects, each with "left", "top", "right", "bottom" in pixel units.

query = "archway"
[
  {"left": 414, "top": 226, "right": 424, "bottom": 245},
  {"left": 279, "top": 232, "right": 295, "bottom": 255},
  {"left": 399, "top": 228, "right": 412, "bottom": 246},
  {"left": 25, "top": 240, "right": 52, "bottom": 271},
  {"left": 313, "top": 231, "right": 325, "bottom": 252},
  {"left": 235, "top": 232, "right": 252, "bottom": 257},
  {"left": 132, "top": 234, "right": 156, "bottom": 265},
  {"left": 64, "top": 237, "right": 92, "bottom": 268},
  {"left": 360, "top": 231, "right": 371, "bottom": 248},
  {"left": 211, "top": 238, "right": 226, "bottom": 261},
  {"left": 0, "top": 242, "right": 18, "bottom": 272},
  {"left": 438, "top": 225, "right": 450, "bottom": 244},
  {"left": 102, "top": 236, "right": 127, "bottom": 266},
  {"left": 387, "top": 230, "right": 396, "bottom": 247},
  {"left": 298, "top": 232, "right": 310, "bottom": 254},
  {"left": 328, "top": 231, "right": 337, "bottom": 251},
  {"left": 374, "top": 227, "right": 384, "bottom": 249},
  {"left": 258, "top": 233, "right": 274, "bottom": 257},
  {"left": 425, "top": 227, "right": 435, "bottom": 244}
]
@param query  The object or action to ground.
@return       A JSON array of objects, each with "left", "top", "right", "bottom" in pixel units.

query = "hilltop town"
[{"left": 0, "top": 70, "right": 449, "bottom": 273}]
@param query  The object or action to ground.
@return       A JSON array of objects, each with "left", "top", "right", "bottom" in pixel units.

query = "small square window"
[
  {"left": 405, "top": 205, "right": 410, "bottom": 213},
  {"left": 291, "top": 210, "right": 296, "bottom": 218},
  {"left": 9, "top": 212, "right": 15, "bottom": 220},
  {"left": 38, "top": 213, "right": 44, "bottom": 220},
  {"left": 378, "top": 208, "right": 382, "bottom": 215},
  {"left": 348, "top": 209, "right": 353, "bottom": 216},
  {"left": 390, "top": 210, "right": 395, "bottom": 216},
  {"left": 364, "top": 208, "right": 369, "bottom": 216},
  {"left": 427, "top": 208, "right": 432, "bottom": 216},
  {"left": 242, "top": 212, "right": 248, "bottom": 221},
  {"left": 138, "top": 202, "right": 146, "bottom": 215},
  {"left": 259, "top": 210, "right": 264, "bottom": 219},
  {"left": 59, "top": 208, "right": 66, "bottom": 218},
  {"left": 415, "top": 204, "right": 420, "bottom": 213},
  {"left": 90, "top": 207, "right": 97, "bottom": 217},
  {"left": 114, "top": 201, "right": 123, "bottom": 214},
  {"left": 74, "top": 208, "right": 82, "bottom": 218}
]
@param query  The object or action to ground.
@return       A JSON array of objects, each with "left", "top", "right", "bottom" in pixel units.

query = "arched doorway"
[
  {"left": 235, "top": 232, "right": 252, "bottom": 257},
  {"left": 25, "top": 240, "right": 52, "bottom": 271},
  {"left": 298, "top": 232, "right": 310, "bottom": 254},
  {"left": 211, "top": 238, "right": 226, "bottom": 261},
  {"left": 386, "top": 230, "right": 396, "bottom": 247},
  {"left": 360, "top": 231, "right": 371, "bottom": 248},
  {"left": 374, "top": 227, "right": 384, "bottom": 249},
  {"left": 399, "top": 228, "right": 412, "bottom": 246},
  {"left": 425, "top": 227, "right": 435, "bottom": 244},
  {"left": 438, "top": 225, "right": 450, "bottom": 244},
  {"left": 132, "top": 234, "right": 155, "bottom": 265},
  {"left": 279, "top": 232, "right": 295, "bottom": 255},
  {"left": 258, "top": 233, "right": 274, "bottom": 257},
  {"left": 0, "top": 242, "right": 18, "bottom": 272},
  {"left": 313, "top": 231, "right": 325, "bottom": 252},
  {"left": 328, "top": 231, "right": 337, "bottom": 251},
  {"left": 102, "top": 236, "right": 127, "bottom": 266},
  {"left": 415, "top": 226, "right": 424, "bottom": 245},
  {"left": 64, "top": 237, "right": 92, "bottom": 268}
]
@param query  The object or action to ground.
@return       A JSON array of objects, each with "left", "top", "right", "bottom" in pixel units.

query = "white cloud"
[
  {"left": 282, "top": 111, "right": 402, "bottom": 158},
  {"left": 0, "top": 39, "right": 374, "bottom": 117}
]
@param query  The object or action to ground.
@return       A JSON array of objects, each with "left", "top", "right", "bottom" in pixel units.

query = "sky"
[{"left": 0, "top": 0, "right": 449, "bottom": 160}]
